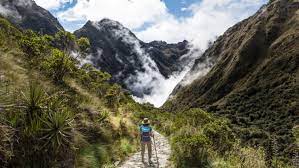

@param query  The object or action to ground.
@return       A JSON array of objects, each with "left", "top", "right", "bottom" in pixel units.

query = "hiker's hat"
[{"left": 142, "top": 118, "right": 150, "bottom": 124}]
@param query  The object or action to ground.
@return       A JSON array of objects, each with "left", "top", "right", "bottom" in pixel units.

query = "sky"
[{"left": 34, "top": 0, "right": 268, "bottom": 49}]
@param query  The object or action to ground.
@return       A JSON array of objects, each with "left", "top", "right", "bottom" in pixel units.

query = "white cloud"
[
  {"left": 57, "top": 0, "right": 168, "bottom": 30},
  {"left": 137, "top": 0, "right": 268, "bottom": 50},
  {"left": 34, "top": 0, "right": 73, "bottom": 10},
  {"left": 56, "top": 0, "right": 267, "bottom": 50}
]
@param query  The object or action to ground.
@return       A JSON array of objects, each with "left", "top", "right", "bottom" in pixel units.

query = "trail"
[{"left": 119, "top": 131, "right": 171, "bottom": 168}]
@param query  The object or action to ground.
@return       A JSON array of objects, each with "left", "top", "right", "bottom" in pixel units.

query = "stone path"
[{"left": 119, "top": 131, "right": 171, "bottom": 168}]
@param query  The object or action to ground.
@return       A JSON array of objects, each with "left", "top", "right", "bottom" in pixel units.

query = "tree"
[
  {"left": 76, "top": 37, "right": 90, "bottom": 58},
  {"left": 53, "top": 31, "right": 76, "bottom": 53},
  {"left": 105, "top": 84, "right": 121, "bottom": 109},
  {"left": 19, "top": 30, "right": 51, "bottom": 65},
  {"left": 42, "top": 49, "right": 76, "bottom": 84}
]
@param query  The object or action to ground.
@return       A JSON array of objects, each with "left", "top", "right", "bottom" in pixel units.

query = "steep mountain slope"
[
  {"left": 166, "top": 0, "right": 299, "bottom": 157},
  {"left": 74, "top": 19, "right": 191, "bottom": 97},
  {"left": 0, "top": 16, "right": 144, "bottom": 167},
  {"left": 0, "top": 0, "right": 63, "bottom": 35}
]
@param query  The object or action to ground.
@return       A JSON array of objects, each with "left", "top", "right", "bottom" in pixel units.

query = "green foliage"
[
  {"left": 78, "top": 64, "right": 111, "bottom": 96},
  {"left": 78, "top": 144, "right": 111, "bottom": 168},
  {"left": 212, "top": 146, "right": 267, "bottom": 168},
  {"left": 42, "top": 49, "right": 76, "bottom": 83},
  {"left": 20, "top": 82, "right": 47, "bottom": 123},
  {"left": 105, "top": 84, "right": 121, "bottom": 109},
  {"left": 77, "top": 37, "right": 90, "bottom": 58},
  {"left": 203, "top": 120, "right": 235, "bottom": 154},
  {"left": 0, "top": 17, "right": 139, "bottom": 167},
  {"left": 0, "top": 18, "right": 21, "bottom": 49},
  {"left": 0, "top": 82, "right": 77, "bottom": 167},
  {"left": 172, "top": 127, "right": 211, "bottom": 167},
  {"left": 97, "top": 110, "right": 110, "bottom": 123},
  {"left": 40, "top": 109, "right": 74, "bottom": 153},
  {"left": 119, "top": 138, "right": 134, "bottom": 156},
  {"left": 53, "top": 31, "right": 76, "bottom": 52},
  {"left": 0, "top": 18, "right": 21, "bottom": 36},
  {"left": 19, "top": 30, "right": 51, "bottom": 65}
]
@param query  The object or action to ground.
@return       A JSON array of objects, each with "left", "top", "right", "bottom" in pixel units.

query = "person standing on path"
[{"left": 139, "top": 118, "right": 154, "bottom": 164}]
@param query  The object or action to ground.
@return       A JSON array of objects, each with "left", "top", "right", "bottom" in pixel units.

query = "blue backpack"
[{"left": 140, "top": 125, "right": 152, "bottom": 142}]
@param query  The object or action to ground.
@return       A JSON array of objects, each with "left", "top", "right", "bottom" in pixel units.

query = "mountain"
[
  {"left": 74, "top": 19, "right": 191, "bottom": 96},
  {"left": 166, "top": 0, "right": 299, "bottom": 157},
  {"left": 0, "top": 0, "right": 63, "bottom": 35}
]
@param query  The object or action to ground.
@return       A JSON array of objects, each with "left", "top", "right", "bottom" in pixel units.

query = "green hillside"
[
  {"left": 0, "top": 17, "right": 143, "bottom": 167},
  {"left": 165, "top": 0, "right": 299, "bottom": 165}
]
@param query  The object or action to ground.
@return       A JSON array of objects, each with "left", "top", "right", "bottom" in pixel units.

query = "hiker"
[{"left": 140, "top": 118, "right": 154, "bottom": 164}]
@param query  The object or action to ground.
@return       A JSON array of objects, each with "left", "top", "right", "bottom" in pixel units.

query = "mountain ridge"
[
  {"left": 74, "top": 19, "right": 194, "bottom": 98},
  {"left": 165, "top": 0, "right": 299, "bottom": 157},
  {"left": 0, "top": 0, "right": 63, "bottom": 35}
]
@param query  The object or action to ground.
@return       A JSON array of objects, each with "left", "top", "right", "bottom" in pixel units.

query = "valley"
[{"left": 0, "top": 0, "right": 298, "bottom": 167}]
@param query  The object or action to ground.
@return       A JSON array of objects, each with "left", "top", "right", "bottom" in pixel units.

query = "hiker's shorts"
[{"left": 141, "top": 141, "right": 152, "bottom": 159}]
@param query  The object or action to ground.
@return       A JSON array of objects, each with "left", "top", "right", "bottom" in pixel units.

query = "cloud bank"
[
  {"left": 34, "top": 0, "right": 73, "bottom": 10},
  {"left": 54, "top": 0, "right": 267, "bottom": 49}
]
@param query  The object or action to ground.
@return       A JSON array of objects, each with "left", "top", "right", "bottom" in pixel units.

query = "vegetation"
[
  {"left": 129, "top": 101, "right": 296, "bottom": 167},
  {"left": 0, "top": 17, "right": 139, "bottom": 167},
  {"left": 0, "top": 14, "right": 296, "bottom": 168}
]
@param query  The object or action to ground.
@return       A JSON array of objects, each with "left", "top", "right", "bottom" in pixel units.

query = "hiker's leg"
[
  {"left": 141, "top": 142, "right": 145, "bottom": 162},
  {"left": 148, "top": 142, "right": 152, "bottom": 162}
]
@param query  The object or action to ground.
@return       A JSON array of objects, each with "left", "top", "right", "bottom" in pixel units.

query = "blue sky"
[
  {"left": 35, "top": 0, "right": 268, "bottom": 47},
  {"left": 163, "top": 0, "right": 198, "bottom": 17}
]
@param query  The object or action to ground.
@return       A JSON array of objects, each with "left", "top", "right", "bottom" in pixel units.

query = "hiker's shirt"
[{"left": 140, "top": 124, "right": 152, "bottom": 142}]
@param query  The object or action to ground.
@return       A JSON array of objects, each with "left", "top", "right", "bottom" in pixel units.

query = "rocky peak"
[
  {"left": 74, "top": 19, "right": 193, "bottom": 97},
  {"left": 0, "top": 0, "right": 63, "bottom": 35}
]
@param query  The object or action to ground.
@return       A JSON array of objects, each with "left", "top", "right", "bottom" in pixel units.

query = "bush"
[
  {"left": 77, "top": 37, "right": 90, "bottom": 58},
  {"left": 42, "top": 49, "right": 76, "bottom": 83},
  {"left": 203, "top": 120, "right": 235, "bottom": 154},
  {"left": 172, "top": 127, "right": 211, "bottom": 168},
  {"left": 120, "top": 138, "right": 134, "bottom": 156},
  {"left": 1, "top": 82, "right": 77, "bottom": 167},
  {"left": 19, "top": 30, "right": 51, "bottom": 65}
]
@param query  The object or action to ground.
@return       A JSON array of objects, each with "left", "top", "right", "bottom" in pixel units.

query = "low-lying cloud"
[{"left": 91, "top": 19, "right": 198, "bottom": 107}]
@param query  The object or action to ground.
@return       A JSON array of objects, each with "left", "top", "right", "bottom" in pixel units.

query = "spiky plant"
[
  {"left": 20, "top": 82, "right": 46, "bottom": 123},
  {"left": 40, "top": 109, "right": 75, "bottom": 153}
]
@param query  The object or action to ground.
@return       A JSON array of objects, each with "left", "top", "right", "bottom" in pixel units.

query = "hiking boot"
[{"left": 148, "top": 160, "right": 153, "bottom": 165}]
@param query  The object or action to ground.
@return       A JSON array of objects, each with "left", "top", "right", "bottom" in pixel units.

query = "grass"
[{"left": 0, "top": 17, "right": 141, "bottom": 167}]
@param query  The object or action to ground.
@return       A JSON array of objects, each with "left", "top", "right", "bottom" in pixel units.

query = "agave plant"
[
  {"left": 20, "top": 82, "right": 47, "bottom": 123},
  {"left": 40, "top": 109, "right": 75, "bottom": 153}
]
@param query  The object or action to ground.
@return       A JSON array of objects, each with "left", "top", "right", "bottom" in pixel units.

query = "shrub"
[
  {"left": 77, "top": 37, "right": 90, "bottom": 58},
  {"left": 171, "top": 126, "right": 211, "bottom": 168},
  {"left": 42, "top": 49, "right": 76, "bottom": 83},
  {"left": 40, "top": 109, "right": 75, "bottom": 153},
  {"left": 2, "top": 82, "right": 77, "bottom": 167},
  {"left": 53, "top": 31, "right": 76, "bottom": 53},
  {"left": 203, "top": 119, "right": 235, "bottom": 154},
  {"left": 119, "top": 138, "right": 134, "bottom": 156},
  {"left": 105, "top": 84, "right": 121, "bottom": 109},
  {"left": 19, "top": 30, "right": 51, "bottom": 65}
]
